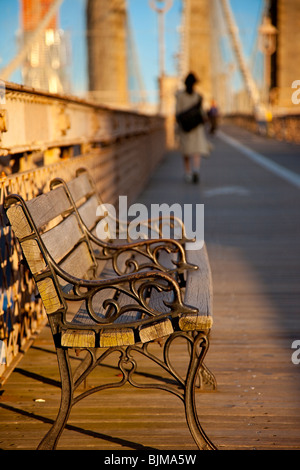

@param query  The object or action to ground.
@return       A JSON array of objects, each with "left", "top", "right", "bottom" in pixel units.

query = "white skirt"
[{"left": 178, "top": 124, "right": 211, "bottom": 156}]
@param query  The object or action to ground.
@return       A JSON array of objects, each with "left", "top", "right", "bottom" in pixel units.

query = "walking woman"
[{"left": 175, "top": 72, "right": 210, "bottom": 183}]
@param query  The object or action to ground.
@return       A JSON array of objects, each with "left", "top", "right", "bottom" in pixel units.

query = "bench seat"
[{"left": 59, "top": 244, "right": 213, "bottom": 349}]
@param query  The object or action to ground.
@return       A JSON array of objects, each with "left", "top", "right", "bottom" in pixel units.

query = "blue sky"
[{"left": 0, "top": 0, "right": 264, "bottom": 103}]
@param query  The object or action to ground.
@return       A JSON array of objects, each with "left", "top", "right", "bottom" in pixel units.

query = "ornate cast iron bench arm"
[
  {"left": 41, "top": 258, "right": 197, "bottom": 331},
  {"left": 84, "top": 233, "right": 196, "bottom": 276}
]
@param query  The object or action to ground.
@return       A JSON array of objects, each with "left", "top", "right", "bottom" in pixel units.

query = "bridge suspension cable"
[
  {"left": 126, "top": 14, "right": 147, "bottom": 105},
  {"left": 220, "top": 0, "right": 263, "bottom": 112},
  {"left": 0, "top": 0, "right": 64, "bottom": 82}
]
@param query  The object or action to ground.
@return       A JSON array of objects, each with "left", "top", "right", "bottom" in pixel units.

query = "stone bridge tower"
[
  {"left": 181, "top": 0, "right": 214, "bottom": 109},
  {"left": 269, "top": 0, "right": 300, "bottom": 108},
  {"left": 87, "top": 0, "right": 129, "bottom": 107}
]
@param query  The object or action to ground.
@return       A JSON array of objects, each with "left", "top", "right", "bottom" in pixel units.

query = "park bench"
[
  {"left": 4, "top": 170, "right": 217, "bottom": 451},
  {"left": 52, "top": 168, "right": 216, "bottom": 386}
]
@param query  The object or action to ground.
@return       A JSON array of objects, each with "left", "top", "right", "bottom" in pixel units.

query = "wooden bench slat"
[
  {"left": 26, "top": 186, "right": 71, "bottom": 230},
  {"left": 179, "top": 315, "right": 213, "bottom": 331},
  {"left": 185, "top": 246, "right": 212, "bottom": 316},
  {"left": 21, "top": 239, "right": 47, "bottom": 274},
  {"left": 61, "top": 329, "right": 96, "bottom": 348},
  {"left": 179, "top": 246, "right": 213, "bottom": 331},
  {"left": 99, "top": 328, "right": 135, "bottom": 347},
  {"left": 67, "top": 171, "right": 94, "bottom": 203},
  {"left": 59, "top": 242, "right": 95, "bottom": 283},
  {"left": 6, "top": 204, "right": 33, "bottom": 239},
  {"left": 78, "top": 194, "right": 100, "bottom": 231},
  {"left": 139, "top": 319, "right": 174, "bottom": 343},
  {"left": 36, "top": 277, "right": 63, "bottom": 315},
  {"left": 42, "top": 214, "right": 84, "bottom": 264}
]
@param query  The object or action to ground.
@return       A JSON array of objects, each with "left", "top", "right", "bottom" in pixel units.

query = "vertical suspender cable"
[
  {"left": 220, "top": 0, "right": 262, "bottom": 111},
  {"left": 0, "top": 0, "right": 64, "bottom": 81}
]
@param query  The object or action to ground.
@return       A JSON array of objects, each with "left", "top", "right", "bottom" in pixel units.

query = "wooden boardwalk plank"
[{"left": 1, "top": 124, "right": 300, "bottom": 450}]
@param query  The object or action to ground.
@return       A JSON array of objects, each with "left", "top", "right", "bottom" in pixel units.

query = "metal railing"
[
  {"left": 0, "top": 81, "right": 166, "bottom": 382},
  {"left": 223, "top": 113, "right": 300, "bottom": 144}
]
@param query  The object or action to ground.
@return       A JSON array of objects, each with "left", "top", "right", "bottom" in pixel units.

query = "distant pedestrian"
[
  {"left": 175, "top": 72, "right": 210, "bottom": 183},
  {"left": 207, "top": 100, "right": 219, "bottom": 135}
]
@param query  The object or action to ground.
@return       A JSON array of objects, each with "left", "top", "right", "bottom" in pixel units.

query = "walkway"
[{"left": 1, "top": 124, "right": 300, "bottom": 450}]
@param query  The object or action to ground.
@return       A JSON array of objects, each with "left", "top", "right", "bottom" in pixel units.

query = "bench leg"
[
  {"left": 199, "top": 363, "right": 217, "bottom": 390},
  {"left": 184, "top": 333, "right": 217, "bottom": 450},
  {"left": 36, "top": 337, "right": 217, "bottom": 450},
  {"left": 188, "top": 332, "right": 217, "bottom": 390},
  {"left": 37, "top": 348, "right": 73, "bottom": 450}
]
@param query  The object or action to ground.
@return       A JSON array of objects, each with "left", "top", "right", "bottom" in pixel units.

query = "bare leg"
[
  {"left": 192, "top": 154, "right": 201, "bottom": 183},
  {"left": 183, "top": 155, "right": 192, "bottom": 182}
]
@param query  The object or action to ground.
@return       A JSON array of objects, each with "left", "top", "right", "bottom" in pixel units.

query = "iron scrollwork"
[
  {"left": 50, "top": 177, "right": 197, "bottom": 277},
  {"left": 53, "top": 263, "right": 197, "bottom": 329}
]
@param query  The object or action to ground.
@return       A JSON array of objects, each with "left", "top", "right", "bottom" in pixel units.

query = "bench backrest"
[
  {"left": 56, "top": 168, "right": 115, "bottom": 273},
  {"left": 5, "top": 186, "right": 97, "bottom": 316},
  {"left": 66, "top": 169, "right": 101, "bottom": 235},
  {"left": 52, "top": 169, "right": 124, "bottom": 243},
  {"left": 62, "top": 169, "right": 187, "bottom": 243},
  {"left": 51, "top": 169, "right": 193, "bottom": 276}
]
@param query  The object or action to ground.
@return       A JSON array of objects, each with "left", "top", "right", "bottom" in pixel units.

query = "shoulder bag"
[{"left": 176, "top": 96, "right": 204, "bottom": 133}]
